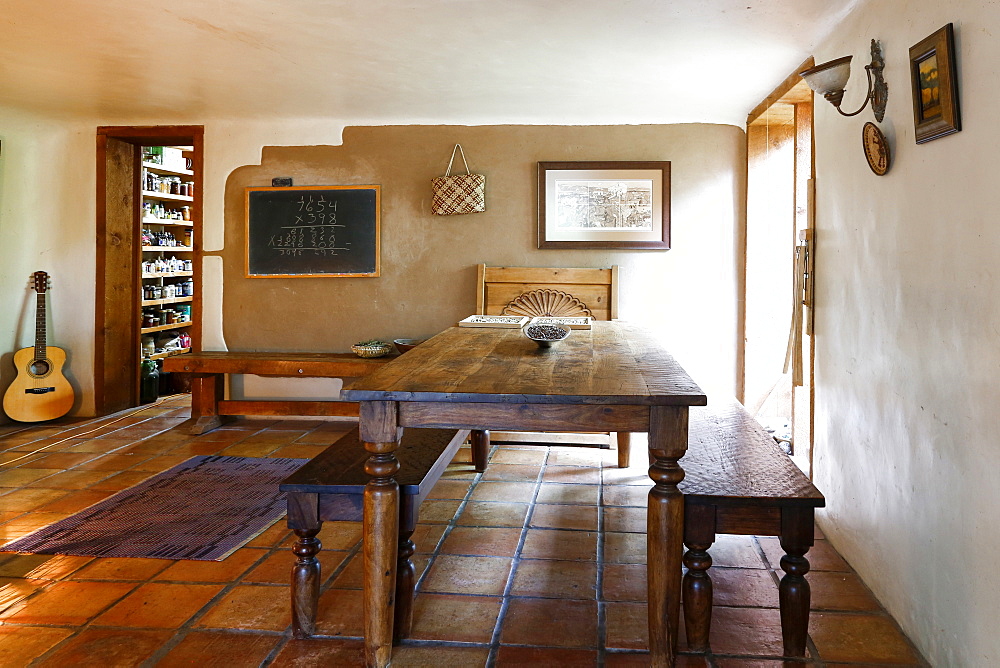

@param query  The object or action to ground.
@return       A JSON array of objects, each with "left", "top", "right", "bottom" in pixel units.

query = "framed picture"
[
  {"left": 909, "top": 23, "right": 961, "bottom": 144},
  {"left": 537, "top": 161, "right": 670, "bottom": 249}
]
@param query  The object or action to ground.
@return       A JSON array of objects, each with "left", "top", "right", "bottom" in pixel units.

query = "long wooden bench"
[
  {"left": 280, "top": 425, "right": 486, "bottom": 641},
  {"left": 162, "top": 351, "right": 396, "bottom": 435},
  {"left": 678, "top": 400, "right": 825, "bottom": 657}
]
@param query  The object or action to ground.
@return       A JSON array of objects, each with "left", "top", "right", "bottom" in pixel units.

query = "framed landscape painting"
[
  {"left": 909, "top": 23, "right": 961, "bottom": 144},
  {"left": 537, "top": 161, "right": 670, "bottom": 249}
]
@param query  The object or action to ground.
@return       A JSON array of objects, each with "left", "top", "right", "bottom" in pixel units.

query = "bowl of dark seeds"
[{"left": 523, "top": 323, "right": 571, "bottom": 348}]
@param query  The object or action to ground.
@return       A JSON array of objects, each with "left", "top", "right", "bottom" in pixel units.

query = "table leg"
[
  {"left": 360, "top": 401, "right": 402, "bottom": 668},
  {"left": 779, "top": 506, "right": 815, "bottom": 657},
  {"left": 616, "top": 432, "right": 632, "bottom": 468},
  {"left": 647, "top": 405, "right": 689, "bottom": 667},
  {"left": 185, "top": 373, "right": 235, "bottom": 435},
  {"left": 287, "top": 492, "right": 321, "bottom": 638},
  {"left": 470, "top": 429, "right": 490, "bottom": 472}
]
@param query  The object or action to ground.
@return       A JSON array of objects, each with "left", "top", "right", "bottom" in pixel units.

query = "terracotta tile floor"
[{"left": 0, "top": 397, "right": 929, "bottom": 666}]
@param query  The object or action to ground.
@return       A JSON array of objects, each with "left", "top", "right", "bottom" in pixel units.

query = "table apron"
[{"left": 396, "top": 401, "right": 650, "bottom": 432}]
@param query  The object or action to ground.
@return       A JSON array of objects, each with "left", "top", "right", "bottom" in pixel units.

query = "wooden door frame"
[{"left": 94, "top": 125, "right": 204, "bottom": 415}]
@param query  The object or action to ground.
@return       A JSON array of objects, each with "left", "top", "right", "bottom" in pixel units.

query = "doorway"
[
  {"left": 741, "top": 65, "right": 815, "bottom": 475},
  {"left": 95, "top": 126, "right": 203, "bottom": 415}
]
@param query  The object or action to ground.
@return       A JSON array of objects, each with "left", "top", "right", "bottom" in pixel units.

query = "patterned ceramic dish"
[{"left": 351, "top": 342, "right": 393, "bottom": 358}]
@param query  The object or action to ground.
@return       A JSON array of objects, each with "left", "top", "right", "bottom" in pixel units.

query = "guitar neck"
[{"left": 34, "top": 290, "right": 47, "bottom": 361}]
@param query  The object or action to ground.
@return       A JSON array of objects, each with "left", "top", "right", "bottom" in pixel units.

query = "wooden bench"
[
  {"left": 678, "top": 401, "right": 825, "bottom": 657},
  {"left": 162, "top": 351, "right": 396, "bottom": 434},
  {"left": 280, "top": 425, "right": 487, "bottom": 641}
]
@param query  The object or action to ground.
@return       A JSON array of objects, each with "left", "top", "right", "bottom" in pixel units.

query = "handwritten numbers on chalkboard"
[{"left": 246, "top": 186, "right": 380, "bottom": 277}]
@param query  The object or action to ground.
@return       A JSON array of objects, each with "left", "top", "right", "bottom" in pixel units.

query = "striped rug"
[{"left": 1, "top": 455, "right": 308, "bottom": 561}]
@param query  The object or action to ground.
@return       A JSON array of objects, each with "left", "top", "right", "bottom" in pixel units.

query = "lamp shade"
[{"left": 799, "top": 56, "right": 853, "bottom": 95}]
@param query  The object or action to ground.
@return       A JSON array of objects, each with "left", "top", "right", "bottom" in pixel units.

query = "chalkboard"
[{"left": 245, "top": 186, "right": 380, "bottom": 277}]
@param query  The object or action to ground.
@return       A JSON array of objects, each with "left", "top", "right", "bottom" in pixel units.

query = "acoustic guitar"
[{"left": 3, "top": 271, "right": 75, "bottom": 422}]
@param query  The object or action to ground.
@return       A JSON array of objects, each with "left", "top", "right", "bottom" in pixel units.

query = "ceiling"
[{"left": 1, "top": 0, "right": 860, "bottom": 126}]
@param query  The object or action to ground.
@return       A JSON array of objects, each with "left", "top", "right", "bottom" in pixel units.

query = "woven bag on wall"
[{"left": 431, "top": 144, "right": 486, "bottom": 215}]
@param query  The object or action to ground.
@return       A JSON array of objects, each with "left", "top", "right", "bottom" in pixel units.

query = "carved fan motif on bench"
[{"left": 500, "top": 289, "right": 593, "bottom": 318}]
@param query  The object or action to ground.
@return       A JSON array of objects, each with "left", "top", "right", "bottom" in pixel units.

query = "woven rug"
[{"left": 1, "top": 455, "right": 307, "bottom": 561}]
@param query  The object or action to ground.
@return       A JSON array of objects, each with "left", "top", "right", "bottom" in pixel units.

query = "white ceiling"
[{"left": 1, "top": 0, "right": 860, "bottom": 126}]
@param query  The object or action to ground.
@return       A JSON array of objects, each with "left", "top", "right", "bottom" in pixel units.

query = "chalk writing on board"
[{"left": 245, "top": 186, "right": 380, "bottom": 277}]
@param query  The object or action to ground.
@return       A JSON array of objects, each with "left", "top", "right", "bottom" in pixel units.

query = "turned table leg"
[
  {"left": 287, "top": 492, "right": 321, "bottom": 638},
  {"left": 361, "top": 401, "right": 402, "bottom": 668},
  {"left": 647, "top": 405, "right": 689, "bottom": 667},
  {"left": 682, "top": 503, "right": 716, "bottom": 652},
  {"left": 779, "top": 506, "right": 815, "bottom": 657},
  {"left": 393, "top": 498, "right": 418, "bottom": 643},
  {"left": 470, "top": 429, "right": 489, "bottom": 473}
]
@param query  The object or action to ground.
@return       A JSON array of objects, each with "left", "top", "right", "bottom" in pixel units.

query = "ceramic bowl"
[
  {"left": 523, "top": 323, "right": 571, "bottom": 349},
  {"left": 393, "top": 338, "right": 425, "bottom": 354},
  {"left": 351, "top": 342, "right": 393, "bottom": 358}
]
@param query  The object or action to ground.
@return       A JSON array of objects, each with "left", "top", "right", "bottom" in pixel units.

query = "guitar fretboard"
[{"left": 34, "top": 291, "right": 47, "bottom": 362}]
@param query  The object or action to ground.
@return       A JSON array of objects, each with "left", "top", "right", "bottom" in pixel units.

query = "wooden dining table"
[{"left": 341, "top": 321, "right": 706, "bottom": 667}]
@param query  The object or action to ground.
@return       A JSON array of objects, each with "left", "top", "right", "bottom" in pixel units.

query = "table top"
[{"left": 341, "top": 321, "right": 706, "bottom": 406}]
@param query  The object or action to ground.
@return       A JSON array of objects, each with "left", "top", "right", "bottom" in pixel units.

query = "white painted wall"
[{"left": 811, "top": 2, "right": 1000, "bottom": 665}]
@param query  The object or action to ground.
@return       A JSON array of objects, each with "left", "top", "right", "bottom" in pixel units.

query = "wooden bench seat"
[
  {"left": 678, "top": 400, "right": 826, "bottom": 657},
  {"left": 280, "top": 425, "right": 484, "bottom": 641},
  {"left": 162, "top": 351, "right": 396, "bottom": 434}
]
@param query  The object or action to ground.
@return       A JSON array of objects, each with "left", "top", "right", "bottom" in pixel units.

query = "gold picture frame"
[{"left": 909, "top": 23, "right": 961, "bottom": 144}]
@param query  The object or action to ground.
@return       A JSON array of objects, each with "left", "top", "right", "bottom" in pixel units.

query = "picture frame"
[
  {"left": 537, "top": 161, "right": 670, "bottom": 249},
  {"left": 909, "top": 23, "right": 961, "bottom": 144}
]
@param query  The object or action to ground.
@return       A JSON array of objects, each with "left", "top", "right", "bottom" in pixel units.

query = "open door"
[{"left": 741, "top": 61, "right": 816, "bottom": 475}]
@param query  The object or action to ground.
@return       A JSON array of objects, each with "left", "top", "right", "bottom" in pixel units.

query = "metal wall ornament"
[{"left": 799, "top": 39, "right": 888, "bottom": 123}]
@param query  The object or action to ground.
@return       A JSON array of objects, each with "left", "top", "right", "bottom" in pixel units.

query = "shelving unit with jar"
[{"left": 139, "top": 147, "right": 197, "bottom": 362}]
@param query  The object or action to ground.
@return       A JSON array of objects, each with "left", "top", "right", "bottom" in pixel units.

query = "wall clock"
[{"left": 863, "top": 121, "right": 891, "bottom": 176}]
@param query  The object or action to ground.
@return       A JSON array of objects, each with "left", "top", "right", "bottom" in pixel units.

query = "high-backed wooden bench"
[
  {"left": 678, "top": 400, "right": 825, "bottom": 657},
  {"left": 162, "top": 351, "right": 395, "bottom": 434},
  {"left": 280, "top": 425, "right": 483, "bottom": 641}
]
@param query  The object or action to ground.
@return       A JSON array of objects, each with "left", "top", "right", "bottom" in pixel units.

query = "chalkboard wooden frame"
[{"left": 245, "top": 185, "right": 381, "bottom": 278}]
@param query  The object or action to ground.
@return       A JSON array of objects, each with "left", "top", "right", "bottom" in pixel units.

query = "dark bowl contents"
[
  {"left": 394, "top": 338, "right": 426, "bottom": 354},
  {"left": 524, "top": 323, "right": 570, "bottom": 348}
]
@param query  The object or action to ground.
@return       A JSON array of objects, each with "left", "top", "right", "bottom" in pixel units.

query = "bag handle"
[{"left": 444, "top": 144, "right": 472, "bottom": 176}]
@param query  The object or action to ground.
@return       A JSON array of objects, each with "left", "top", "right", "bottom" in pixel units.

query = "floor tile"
[
  {"left": 604, "top": 532, "right": 646, "bottom": 564},
  {"left": 510, "top": 559, "right": 597, "bottom": 599},
  {"left": 421, "top": 554, "right": 512, "bottom": 595},
  {"left": 710, "top": 535, "right": 767, "bottom": 569},
  {"left": 710, "top": 567, "right": 780, "bottom": 608},
  {"left": 529, "top": 503, "right": 598, "bottom": 531},
  {"left": 314, "top": 587, "right": 364, "bottom": 636},
  {"left": 521, "top": 528, "right": 597, "bottom": 561},
  {"left": 35, "top": 489, "right": 116, "bottom": 514},
  {"left": 156, "top": 630, "right": 280, "bottom": 667},
  {"left": 392, "top": 645, "right": 491, "bottom": 666},
  {"left": 0, "top": 580, "right": 135, "bottom": 625},
  {"left": 495, "top": 645, "right": 597, "bottom": 666},
  {"left": 71, "top": 557, "right": 172, "bottom": 581},
  {"left": 470, "top": 481, "right": 536, "bottom": 503},
  {"left": 76, "top": 455, "right": 151, "bottom": 471},
  {"left": 481, "top": 463, "right": 542, "bottom": 482},
  {"left": 242, "top": 549, "right": 349, "bottom": 585},
  {"left": 603, "top": 506, "right": 646, "bottom": 533},
  {"left": 94, "top": 582, "right": 223, "bottom": 628},
  {"left": 546, "top": 447, "right": 607, "bottom": 467},
  {"left": 805, "top": 570, "right": 882, "bottom": 611},
  {"left": 0, "top": 576, "right": 47, "bottom": 613},
  {"left": 809, "top": 611, "right": 922, "bottom": 664},
  {"left": 500, "top": 597, "right": 598, "bottom": 648},
  {"left": 706, "top": 606, "right": 785, "bottom": 656},
  {"left": 426, "top": 479, "right": 474, "bottom": 500},
  {"left": 456, "top": 501, "right": 529, "bottom": 527},
  {"left": 536, "top": 483, "right": 600, "bottom": 506},
  {"left": 0, "top": 487, "right": 70, "bottom": 513},
  {"left": 86, "top": 470, "right": 155, "bottom": 491},
  {"left": 316, "top": 521, "right": 362, "bottom": 550},
  {"left": 194, "top": 583, "right": 289, "bottom": 631},
  {"left": 35, "top": 628, "right": 172, "bottom": 667},
  {"left": 24, "top": 469, "right": 108, "bottom": 491},
  {"left": 155, "top": 548, "right": 266, "bottom": 583},
  {"left": 0, "top": 625, "right": 73, "bottom": 665},
  {"left": 605, "top": 600, "right": 652, "bottom": 650},
  {"left": 26, "top": 452, "right": 102, "bottom": 469},
  {"left": 541, "top": 466, "right": 602, "bottom": 485},
  {"left": 758, "top": 537, "right": 850, "bottom": 572},
  {"left": 491, "top": 448, "right": 548, "bottom": 465},
  {"left": 0, "top": 553, "right": 94, "bottom": 580},
  {"left": 602, "top": 485, "right": 649, "bottom": 507},
  {"left": 410, "top": 523, "right": 447, "bottom": 553},
  {"left": 417, "top": 499, "right": 463, "bottom": 524},
  {"left": 269, "top": 637, "right": 364, "bottom": 666},
  {"left": 603, "top": 563, "right": 647, "bottom": 602},
  {"left": 440, "top": 526, "right": 522, "bottom": 557},
  {"left": 0, "top": 467, "right": 63, "bottom": 487},
  {"left": 408, "top": 592, "right": 501, "bottom": 643}
]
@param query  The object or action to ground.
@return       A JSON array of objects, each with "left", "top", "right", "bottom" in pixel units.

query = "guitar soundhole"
[{"left": 29, "top": 359, "right": 51, "bottom": 376}]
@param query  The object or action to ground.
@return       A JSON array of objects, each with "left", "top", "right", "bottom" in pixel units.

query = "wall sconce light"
[{"left": 800, "top": 39, "right": 888, "bottom": 122}]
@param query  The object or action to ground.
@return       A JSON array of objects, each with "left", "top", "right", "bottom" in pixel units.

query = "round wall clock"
[{"left": 863, "top": 121, "right": 891, "bottom": 176}]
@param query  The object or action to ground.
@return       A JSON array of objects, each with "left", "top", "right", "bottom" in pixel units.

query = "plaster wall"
[
  {"left": 0, "top": 108, "right": 97, "bottom": 417},
  {"left": 811, "top": 2, "right": 1000, "bottom": 664},
  {"left": 219, "top": 124, "right": 745, "bottom": 400}
]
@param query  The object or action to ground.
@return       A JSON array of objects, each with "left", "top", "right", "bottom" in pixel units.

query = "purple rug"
[{"left": 1, "top": 455, "right": 307, "bottom": 561}]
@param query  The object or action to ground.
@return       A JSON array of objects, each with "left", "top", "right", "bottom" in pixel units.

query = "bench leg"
[
  {"left": 470, "top": 429, "right": 489, "bottom": 473},
  {"left": 287, "top": 492, "right": 322, "bottom": 638},
  {"left": 615, "top": 432, "right": 631, "bottom": 468},
  {"left": 184, "top": 373, "right": 235, "bottom": 435},
  {"left": 779, "top": 507, "right": 815, "bottom": 657},
  {"left": 682, "top": 504, "right": 716, "bottom": 652},
  {"left": 394, "top": 499, "right": 418, "bottom": 643}
]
